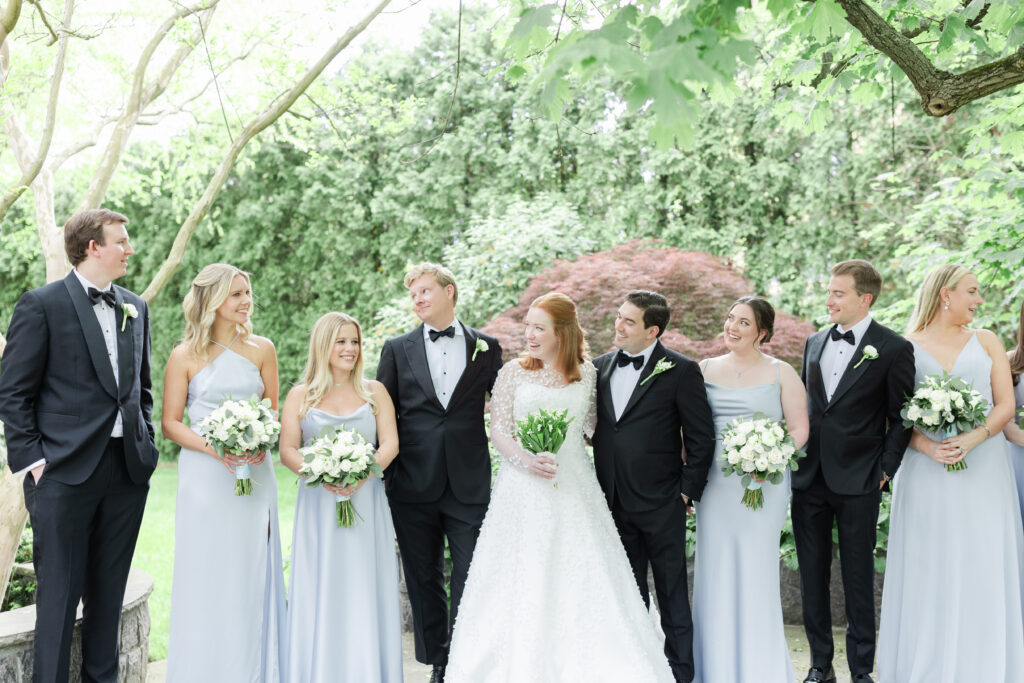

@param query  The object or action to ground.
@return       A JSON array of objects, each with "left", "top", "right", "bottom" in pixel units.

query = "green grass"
[{"left": 132, "top": 462, "right": 299, "bottom": 661}]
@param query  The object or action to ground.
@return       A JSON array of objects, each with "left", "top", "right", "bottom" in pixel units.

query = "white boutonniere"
[
  {"left": 640, "top": 358, "right": 675, "bottom": 386},
  {"left": 472, "top": 338, "right": 489, "bottom": 362},
  {"left": 120, "top": 302, "right": 138, "bottom": 332},
  {"left": 852, "top": 344, "right": 878, "bottom": 369}
]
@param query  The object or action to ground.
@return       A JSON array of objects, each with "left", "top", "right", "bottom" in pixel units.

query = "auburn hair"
[{"left": 519, "top": 292, "right": 590, "bottom": 383}]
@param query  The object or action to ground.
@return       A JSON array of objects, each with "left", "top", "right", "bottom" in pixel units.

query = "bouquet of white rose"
[
  {"left": 198, "top": 395, "right": 280, "bottom": 495},
  {"left": 720, "top": 413, "right": 805, "bottom": 510},
  {"left": 516, "top": 408, "right": 575, "bottom": 489},
  {"left": 900, "top": 372, "right": 989, "bottom": 472},
  {"left": 298, "top": 426, "right": 382, "bottom": 527}
]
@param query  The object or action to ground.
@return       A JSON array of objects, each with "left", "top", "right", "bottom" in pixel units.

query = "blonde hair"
[
  {"left": 404, "top": 262, "right": 458, "bottom": 305},
  {"left": 298, "top": 312, "right": 377, "bottom": 418},
  {"left": 906, "top": 264, "right": 974, "bottom": 333},
  {"left": 181, "top": 263, "right": 254, "bottom": 360},
  {"left": 519, "top": 292, "right": 590, "bottom": 383}
]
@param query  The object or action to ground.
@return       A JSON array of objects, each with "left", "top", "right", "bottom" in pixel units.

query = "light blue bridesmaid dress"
[
  {"left": 1010, "top": 378, "right": 1024, "bottom": 523},
  {"left": 285, "top": 402, "right": 403, "bottom": 683},
  {"left": 878, "top": 333, "right": 1024, "bottom": 682},
  {"left": 167, "top": 337, "right": 287, "bottom": 682},
  {"left": 693, "top": 362, "right": 795, "bottom": 683}
]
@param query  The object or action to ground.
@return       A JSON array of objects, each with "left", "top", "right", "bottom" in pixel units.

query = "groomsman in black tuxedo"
[
  {"left": 793, "top": 260, "right": 914, "bottom": 683},
  {"left": 376, "top": 263, "right": 502, "bottom": 683},
  {"left": 0, "top": 209, "right": 157, "bottom": 683},
  {"left": 592, "top": 290, "right": 716, "bottom": 683}
]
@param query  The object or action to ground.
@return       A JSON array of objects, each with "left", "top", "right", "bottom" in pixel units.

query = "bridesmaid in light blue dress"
[
  {"left": 693, "top": 297, "right": 808, "bottom": 683},
  {"left": 162, "top": 264, "right": 286, "bottom": 682},
  {"left": 878, "top": 265, "right": 1024, "bottom": 682},
  {"left": 1004, "top": 302, "right": 1024, "bottom": 520},
  {"left": 279, "top": 312, "right": 402, "bottom": 683}
]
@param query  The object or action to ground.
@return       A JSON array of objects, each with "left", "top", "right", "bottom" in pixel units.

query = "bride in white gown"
[{"left": 446, "top": 292, "right": 674, "bottom": 683}]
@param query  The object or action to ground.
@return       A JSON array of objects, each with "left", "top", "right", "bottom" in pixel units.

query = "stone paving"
[{"left": 147, "top": 626, "right": 858, "bottom": 682}]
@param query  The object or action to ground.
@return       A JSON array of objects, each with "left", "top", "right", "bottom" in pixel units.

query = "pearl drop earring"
[{"left": 944, "top": 300, "right": 950, "bottom": 310}]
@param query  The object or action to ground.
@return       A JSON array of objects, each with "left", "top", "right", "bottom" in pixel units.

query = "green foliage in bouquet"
[{"left": 516, "top": 409, "right": 575, "bottom": 456}]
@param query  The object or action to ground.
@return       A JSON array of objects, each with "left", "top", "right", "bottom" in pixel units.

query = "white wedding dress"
[{"left": 446, "top": 360, "right": 674, "bottom": 683}]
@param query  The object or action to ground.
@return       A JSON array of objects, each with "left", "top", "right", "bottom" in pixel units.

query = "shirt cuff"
[{"left": 12, "top": 458, "right": 46, "bottom": 476}]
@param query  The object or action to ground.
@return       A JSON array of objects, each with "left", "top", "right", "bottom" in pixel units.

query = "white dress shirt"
[
  {"left": 423, "top": 318, "right": 467, "bottom": 410},
  {"left": 610, "top": 341, "right": 657, "bottom": 420},
  {"left": 820, "top": 314, "right": 873, "bottom": 402}
]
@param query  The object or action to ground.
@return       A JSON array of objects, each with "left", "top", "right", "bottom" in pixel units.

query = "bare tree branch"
[
  {"left": 402, "top": 0, "right": 462, "bottom": 163},
  {"left": 25, "top": 0, "right": 56, "bottom": 45},
  {"left": 0, "top": 0, "right": 74, "bottom": 221},
  {"left": 78, "top": 0, "right": 220, "bottom": 211},
  {"left": 141, "top": 0, "right": 394, "bottom": 302},
  {"left": 0, "top": 0, "right": 21, "bottom": 45},
  {"left": 835, "top": 0, "right": 1024, "bottom": 116}
]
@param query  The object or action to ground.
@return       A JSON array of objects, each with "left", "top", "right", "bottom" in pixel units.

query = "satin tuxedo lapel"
[
  {"left": 114, "top": 289, "right": 135, "bottom": 401},
  {"left": 402, "top": 325, "right": 442, "bottom": 409},
  {"left": 64, "top": 274, "right": 118, "bottom": 400},
  {"left": 806, "top": 330, "right": 829, "bottom": 406},
  {"left": 447, "top": 323, "right": 480, "bottom": 411},
  {"left": 597, "top": 357, "right": 616, "bottom": 423},
  {"left": 619, "top": 342, "right": 667, "bottom": 422},
  {"left": 828, "top": 320, "right": 883, "bottom": 408}
]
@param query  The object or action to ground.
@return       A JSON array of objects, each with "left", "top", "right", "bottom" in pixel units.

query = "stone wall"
[{"left": 0, "top": 568, "right": 153, "bottom": 683}]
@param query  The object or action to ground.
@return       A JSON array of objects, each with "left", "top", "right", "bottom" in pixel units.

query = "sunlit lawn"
[{"left": 132, "top": 462, "right": 299, "bottom": 661}]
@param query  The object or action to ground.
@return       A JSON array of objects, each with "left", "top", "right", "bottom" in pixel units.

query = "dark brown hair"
[
  {"left": 64, "top": 208, "right": 129, "bottom": 266},
  {"left": 830, "top": 259, "right": 882, "bottom": 307},
  {"left": 624, "top": 290, "right": 670, "bottom": 337},
  {"left": 730, "top": 296, "right": 775, "bottom": 344},
  {"left": 519, "top": 292, "right": 590, "bottom": 383}
]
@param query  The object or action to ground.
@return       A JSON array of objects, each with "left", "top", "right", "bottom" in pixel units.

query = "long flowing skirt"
[
  {"left": 285, "top": 477, "right": 402, "bottom": 682},
  {"left": 167, "top": 449, "right": 286, "bottom": 682}
]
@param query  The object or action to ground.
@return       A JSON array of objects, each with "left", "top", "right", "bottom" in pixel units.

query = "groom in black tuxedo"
[
  {"left": 793, "top": 260, "right": 914, "bottom": 683},
  {"left": 592, "top": 290, "right": 715, "bottom": 683},
  {"left": 0, "top": 209, "right": 157, "bottom": 683},
  {"left": 376, "top": 263, "right": 502, "bottom": 683}
]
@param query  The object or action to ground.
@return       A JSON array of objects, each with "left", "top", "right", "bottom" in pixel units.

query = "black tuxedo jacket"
[
  {"left": 376, "top": 322, "right": 502, "bottom": 505},
  {"left": 592, "top": 342, "right": 716, "bottom": 513},
  {"left": 794, "top": 318, "right": 915, "bottom": 495},
  {"left": 0, "top": 272, "right": 158, "bottom": 485}
]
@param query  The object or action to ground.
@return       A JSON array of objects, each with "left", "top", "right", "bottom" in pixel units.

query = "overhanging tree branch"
[
  {"left": 141, "top": 0, "right": 394, "bottom": 302},
  {"left": 78, "top": 0, "right": 219, "bottom": 210},
  {"left": 835, "top": 0, "right": 1024, "bottom": 116},
  {"left": 0, "top": 0, "right": 73, "bottom": 220}
]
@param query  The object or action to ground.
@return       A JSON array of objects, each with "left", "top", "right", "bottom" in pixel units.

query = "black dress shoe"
[
  {"left": 852, "top": 675, "right": 874, "bottom": 682},
  {"left": 803, "top": 666, "right": 837, "bottom": 683},
  {"left": 429, "top": 664, "right": 446, "bottom": 683}
]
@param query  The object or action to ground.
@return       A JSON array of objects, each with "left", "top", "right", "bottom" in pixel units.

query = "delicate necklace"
[{"left": 733, "top": 352, "right": 764, "bottom": 379}]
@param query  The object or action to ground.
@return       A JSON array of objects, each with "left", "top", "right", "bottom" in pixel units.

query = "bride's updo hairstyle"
[
  {"left": 519, "top": 292, "right": 590, "bottom": 383},
  {"left": 181, "top": 263, "right": 253, "bottom": 360},
  {"left": 730, "top": 296, "right": 775, "bottom": 345},
  {"left": 298, "top": 312, "right": 376, "bottom": 419},
  {"left": 906, "top": 264, "right": 973, "bottom": 334}
]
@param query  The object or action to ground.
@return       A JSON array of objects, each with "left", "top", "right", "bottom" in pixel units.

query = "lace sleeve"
[
  {"left": 489, "top": 360, "right": 535, "bottom": 468},
  {"left": 583, "top": 361, "right": 597, "bottom": 439}
]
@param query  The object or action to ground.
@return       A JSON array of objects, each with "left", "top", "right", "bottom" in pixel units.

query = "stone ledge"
[{"left": 0, "top": 567, "right": 153, "bottom": 683}]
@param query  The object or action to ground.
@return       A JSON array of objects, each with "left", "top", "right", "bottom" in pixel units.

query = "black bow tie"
[
  {"left": 87, "top": 286, "right": 116, "bottom": 308},
  {"left": 428, "top": 326, "right": 455, "bottom": 342},
  {"left": 830, "top": 326, "right": 855, "bottom": 345},
  {"left": 616, "top": 350, "right": 644, "bottom": 370}
]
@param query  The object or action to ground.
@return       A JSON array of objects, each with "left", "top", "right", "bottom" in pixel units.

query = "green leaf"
[
  {"left": 505, "top": 4, "right": 558, "bottom": 59},
  {"left": 850, "top": 81, "right": 883, "bottom": 105},
  {"left": 938, "top": 15, "right": 965, "bottom": 54},
  {"left": 506, "top": 65, "right": 527, "bottom": 81},
  {"left": 803, "top": 0, "right": 848, "bottom": 43},
  {"left": 999, "top": 131, "right": 1024, "bottom": 158}
]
